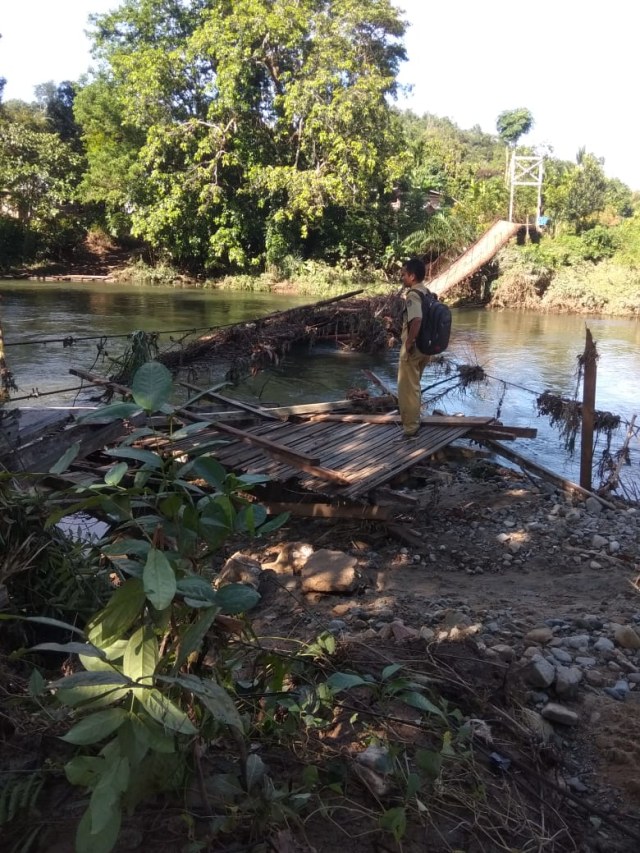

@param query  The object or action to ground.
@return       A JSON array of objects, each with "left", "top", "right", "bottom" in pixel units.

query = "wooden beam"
[
  {"left": 179, "top": 381, "right": 282, "bottom": 420},
  {"left": 480, "top": 439, "right": 617, "bottom": 510},
  {"left": 580, "top": 328, "right": 597, "bottom": 491},
  {"left": 263, "top": 502, "right": 391, "bottom": 520}
]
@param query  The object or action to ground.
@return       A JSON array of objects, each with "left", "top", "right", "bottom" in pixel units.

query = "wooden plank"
[
  {"left": 342, "top": 426, "right": 472, "bottom": 497},
  {"left": 191, "top": 421, "right": 351, "bottom": 486},
  {"left": 184, "top": 388, "right": 283, "bottom": 421},
  {"left": 263, "top": 502, "right": 391, "bottom": 520},
  {"left": 304, "top": 413, "right": 496, "bottom": 427},
  {"left": 179, "top": 380, "right": 231, "bottom": 405}
]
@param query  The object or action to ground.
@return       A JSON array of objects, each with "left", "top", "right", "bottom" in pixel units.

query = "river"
[{"left": 1, "top": 280, "right": 639, "bottom": 495}]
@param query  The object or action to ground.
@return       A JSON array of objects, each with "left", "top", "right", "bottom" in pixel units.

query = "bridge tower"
[{"left": 508, "top": 152, "right": 544, "bottom": 224}]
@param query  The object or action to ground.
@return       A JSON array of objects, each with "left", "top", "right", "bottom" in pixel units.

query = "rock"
[
  {"left": 609, "top": 540, "right": 621, "bottom": 554},
  {"left": 262, "top": 541, "right": 314, "bottom": 575},
  {"left": 565, "top": 635, "right": 590, "bottom": 651},
  {"left": 575, "top": 656, "right": 597, "bottom": 667},
  {"left": 390, "top": 621, "right": 419, "bottom": 642},
  {"left": 523, "top": 656, "right": 556, "bottom": 689},
  {"left": 442, "top": 610, "right": 471, "bottom": 630},
  {"left": 300, "top": 549, "right": 358, "bottom": 593},
  {"left": 493, "top": 644, "right": 516, "bottom": 662},
  {"left": 575, "top": 614, "right": 603, "bottom": 631},
  {"left": 520, "top": 708, "right": 554, "bottom": 743},
  {"left": 217, "top": 551, "right": 263, "bottom": 589},
  {"left": 567, "top": 777, "right": 588, "bottom": 793},
  {"left": 591, "top": 534, "right": 607, "bottom": 549},
  {"left": 585, "top": 497, "right": 603, "bottom": 515},
  {"left": 614, "top": 625, "right": 640, "bottom": 651},
  {"left": 585, "top": 670, "right": 605, "bottom": 687},
  {"left": 355, "top": 745, "right": 392, "bottom": 773},
  {"left": 373, "top": 607, "right": 395, "bottom": 622},
  {"left": 541, "top": 702, "right": 579, "bottom": 726},
  {"left": 419, "top": 626, "right": 435, "bottom": 642},
  {"left": 613, "top": 679, "right": 631, "bottom": 694},
  {"left": 524, "top": 626, "right": 554, "bottom": 645},
  {"left": 603, "top": 686, "right": 627, "bottom": 702},
  {"left": 551, "top": 648, "right": 573, "bottom": 664},
  {"left": 327, "top": 620, "right": 348, "bottom": 635},
  {"left": 594, "top": 637, "right": 615, "bottom": 653},
  {"left": 554, "top": 665, "right": 583, "bottom": 699}
]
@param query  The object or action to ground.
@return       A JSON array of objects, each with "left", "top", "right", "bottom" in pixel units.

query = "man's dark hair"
[{"left": 402, "top": 257, "right": 426, "bottom": 282}]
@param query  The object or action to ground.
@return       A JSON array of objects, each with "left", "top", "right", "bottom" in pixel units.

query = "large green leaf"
[
  {"left": 123, "top": 626, "right": 158, "bottom": 684},
  {"left": 174, "top": 674, "right": 243, "bottom": 732},
  {"left": 131, "top": 362, "right": 173, "bottom": 412},
  {"left": 190, "top": 457, "right": 227, "bottom": 490},
  {"left": 175, "top": 608, "right": 219, "bottom": 669},
  {"left": 326, "top": 672, "right": 368, "bottom": 692},
  {"left": 65, "top": 755, "right": 105, "bottom": 787},
  {"left": 79, "top": 402, "right": 143, "bottom": 423},
  {"left": 87, "top": 579, "right": 146, "bottom": 648},
  {"left": 49, "top": 441, "right": 81, "bottom": 475},
  {"left": 62, "top": 709, "right": 129, "bottom": 745},
  {"left": 104, "top": 447, "right": 164, "bottom": 469},
  {"left": 104, "top": 462, "right": 129, "bottom": 486},
  {"left": 31, "top": 642, "right": 105, "bottom": 658},
  {"left": 215, "top": 583, "right": 260, "bottom": 615},
  {"left": 143, "top": 548, "right": 176, "bottom": 610},
  {"left": 90, "top": 756, "right": 129, "bottom": 835},
  {"left": 399, "top": 691, "right": 446, "bottom": 721},
  {"left": 51, "top": 671, "right": 131, "bottom": 690},
  {"left": 138, "top": 689, "right": 197, "bottom": 735},
  {"left": 76, "top": 803, "right": 121, "bottom": 853}
]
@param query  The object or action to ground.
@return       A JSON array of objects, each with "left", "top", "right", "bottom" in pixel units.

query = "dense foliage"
[{"left": 0, "top": 0, "right": 637, "bottom": 289}]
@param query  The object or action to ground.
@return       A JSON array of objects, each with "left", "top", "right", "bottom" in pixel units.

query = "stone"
[
  {"left": 585, "top": 670, "right": 605, "bottom": 687},
  {"left": 523, "top": 656, "right": 556, "bottom": 689},
  {"left": 565, "top": 635, "right": 590, "bottom": 651},
  {"left": 592, "top": 534, "right": 608, "bottom": 549},
  {"left": 628, "top": 672, "right": 640, "bottom": 684},
  {"left": 554, "top": 665, "right": 583, "bottom": 699},
  {"left": 262, "top": 541, "right": 315, "bottom": 575},
  {"left": 524, "top": 626, "right": 554, "bottom": 645},
  {"left": 216, "top": 551, "right": 263, "bottom": 589},
  {"left": 551, "top": 648, "right": 573, "bottom": 664},
  {"left": 520, "top": 708, "right": 554, "bottom": 743},
  {"left": 493, "top": 644, "right": 516, "bottom": 662},
  {"left": 541, "top": 702, "right": 579, "bottom": 726},
  {"left": 575, "top": 614, "right": 603, "bottom": 631},
  {"left": 419, "top": 626, "right": 435, "bottom": 642},
  {"left": 390, "top": 621, "right": 419, "bottom": 642},
  {"left": 567, "top": 777, "right": 588, "bottom": 793},
  {"left": 585, "top": 497, "right": 603, "bottom": 515},
  {"left": 327, "top": 620, "right": 348, "bottom": 635},
  {"left": 575, "top": 656, "right": 597, "bottom": 667},
  {"left": 609, "top": 540, "right": 621, "bottom": 554},
  {"left": 594, "top": 637, "right": 615, "bottom": 653},
  {"left": 300, "top": 549, "right": 358, "bottom": 593},
  {"left": 614, "top": 625, "right": 640, "bottom": 651}
]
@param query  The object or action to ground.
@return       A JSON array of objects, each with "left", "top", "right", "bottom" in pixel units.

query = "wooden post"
[
  {"left": 0, "top": 310, "right": 11, "bottom": 403},
  {"left": 580, "top": 328, "right": 597, "bottom": 491}
]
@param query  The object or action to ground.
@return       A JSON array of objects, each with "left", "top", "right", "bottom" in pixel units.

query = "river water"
[{"left": 1, "top": 281, "right": 639, "bottom": 494}]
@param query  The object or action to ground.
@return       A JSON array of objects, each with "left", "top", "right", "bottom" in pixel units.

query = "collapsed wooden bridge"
[{"left": 2, "top": 370, "right": 538, "bottom": 540}]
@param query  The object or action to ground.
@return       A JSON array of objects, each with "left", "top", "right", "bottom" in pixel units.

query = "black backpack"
[{"left": 415, "top": 289, "right": 452, "bottom": 355}]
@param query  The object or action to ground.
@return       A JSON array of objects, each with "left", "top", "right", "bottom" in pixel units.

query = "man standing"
[{"left": 397, "top": 258, "right": 431, "bottom": 438}]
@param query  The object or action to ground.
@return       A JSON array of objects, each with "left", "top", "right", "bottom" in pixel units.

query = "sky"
[{"left": 2, "top": 0, "right": 639, "bottom": 188}]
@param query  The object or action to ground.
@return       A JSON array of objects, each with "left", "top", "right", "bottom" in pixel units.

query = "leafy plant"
[{"left": 36, "top": 362, "right": 288, "bottom": 852}]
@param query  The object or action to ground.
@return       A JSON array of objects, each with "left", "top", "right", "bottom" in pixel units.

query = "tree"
[
  {"left": 563, "top": 153, "right": 608, "bottom": 232},
  {"left": 78, "top": 0, "right": 407, "bottom": 271},
  {"left": 496, "top": 108, "right": 534, "bottom": 148}
]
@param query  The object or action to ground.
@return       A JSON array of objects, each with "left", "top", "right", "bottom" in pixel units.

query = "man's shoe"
[{"left": 403, "top": 429, "right": 420, "bottom": 440}]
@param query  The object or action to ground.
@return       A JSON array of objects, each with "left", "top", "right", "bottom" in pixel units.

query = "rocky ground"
[{"left": 218, "top": 451, "right": 640, "bottom": 850}]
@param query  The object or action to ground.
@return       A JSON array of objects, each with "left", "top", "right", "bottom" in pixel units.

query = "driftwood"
[{"left": 481, "top": 438, "right": 618, "bottom": 510}]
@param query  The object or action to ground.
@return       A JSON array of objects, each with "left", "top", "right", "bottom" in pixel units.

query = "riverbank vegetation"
[{"left": 1, "top": 0, "right": 639, "bottom": 315}]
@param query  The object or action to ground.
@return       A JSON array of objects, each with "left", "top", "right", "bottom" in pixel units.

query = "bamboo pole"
[{"left": 580, "top": 328, "right": 597, "bottom": 491}]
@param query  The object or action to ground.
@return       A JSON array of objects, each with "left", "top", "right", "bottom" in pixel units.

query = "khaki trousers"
[{"left": 397, "top": 346, "right": 431, "bottom": 435}]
